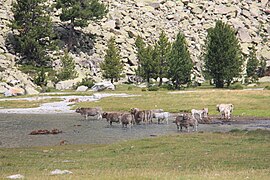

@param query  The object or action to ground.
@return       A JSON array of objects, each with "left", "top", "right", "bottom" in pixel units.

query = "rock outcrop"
[{"left": 0, "top": 0, "right": 270, "bottom": 87}]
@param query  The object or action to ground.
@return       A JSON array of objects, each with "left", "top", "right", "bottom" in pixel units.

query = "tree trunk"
[
  {"left": 111, "top": 78, "right": 114, "bottom": 84},
  {"left": 215, "top": 79, "right": 224, "bottom": 88},
  {"left": 68, "top": 20, "right": 75, "bottom": 52},
  {"left": 158, "top": 76, "right": 163, "bottom": 86}
]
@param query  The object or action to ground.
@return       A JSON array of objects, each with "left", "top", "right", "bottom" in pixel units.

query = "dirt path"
[{"left": 0, "top": 113, "right": 269, "bottom": 148}]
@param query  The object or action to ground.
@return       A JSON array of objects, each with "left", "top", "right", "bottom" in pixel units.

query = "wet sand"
[{"left": 0, "top": 113, "right": 269, "bottom": 148}]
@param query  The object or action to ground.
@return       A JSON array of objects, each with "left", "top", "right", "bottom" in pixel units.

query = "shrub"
[
  {"left": 264, "top": 86, "right": 270, "bottom": 90},
  {"left": 141, "top": 88, "right": 147, "bottom": 91},
  {"left": 127, "top": 86, "right": 133, "bottom": 91},
  {"left": 229, "top": 84, "right": 244, "bottom": 90},
  {"left": 75, "top": 77, "right": 95, "bottom": 88},
  {"left": 148, "top": 86, "right": 159, "bottom": 91},
  {"left": 56, "top": 52, "right": 77, "bottom": 82}
]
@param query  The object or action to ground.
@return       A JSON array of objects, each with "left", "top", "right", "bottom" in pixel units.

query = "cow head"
[
  {"left": 229, "top": 104, "right": 234, "bottom": 112},
  {"left": 102, "top": 112, "right": 108, "bottom": 118},
  {"left": 75, "top": 108, "right": 82, "bottom": 113}
]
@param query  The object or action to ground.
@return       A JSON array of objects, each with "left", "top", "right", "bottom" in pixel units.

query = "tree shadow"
[{"left": 53, "top": 24, "right": 96, "bottom": 55}]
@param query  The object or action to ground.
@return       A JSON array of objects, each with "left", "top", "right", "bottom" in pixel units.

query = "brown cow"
[
  {"left": 102, "top": 112, "right": 122, "bottom": 126},
  {"left": 120, "top": 113, "right": 133, "bottom": 128},
  {"left": 75, "top": 107, "right": 102, "bottom": 120},
  {"left": 130, "top": 108, "right": 144, "bottom": 124},
  {"left": 175, "top": 113, "right": 198, "bottom": 132}
]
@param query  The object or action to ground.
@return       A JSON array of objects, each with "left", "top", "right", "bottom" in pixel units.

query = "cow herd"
[{"left": 75, "top": 103, "right": 234, "bottom": 132}]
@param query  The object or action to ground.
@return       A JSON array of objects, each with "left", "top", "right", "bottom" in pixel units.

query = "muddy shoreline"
[{"left": 0, "top": 113, "right": 269, "bottom": 148}]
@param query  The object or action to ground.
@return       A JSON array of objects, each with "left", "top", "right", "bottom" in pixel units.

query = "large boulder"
[
  {"left": 76, "top": 85, "right": 88, "bottom": 92},
  {"left": 25, "top": 86, "right": 39, "bottom": 95},
  {"left": 55, "top": 79, "right": 81, "bottom": 90},
  {"left": 0, "top": 82, "right": 9, "bottom": 94},
  {"left": 91, "top": 82, "right": 115, "bottom": 91},
  {"left": 4, "top": 87, "right": 25, "bottom": 97}
]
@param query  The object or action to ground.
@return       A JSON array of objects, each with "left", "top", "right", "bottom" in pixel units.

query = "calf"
[
  {"left": 175, "top": 113, "right": 198, "bottom": 132},
  {"left": 102, "top": 112, "right": 122, "bottom": 126},
  {"left": 75, "top": 107, "right": 102, "bottom": 120},
  {"left": 216, "top": 104, "right": 234, "bottom": 120},
  {"left": 120, "top": 113, "right": 133, "bottom": 128},
  {"left": 153, "top": 112, "right": 170, "bottom": 124}
]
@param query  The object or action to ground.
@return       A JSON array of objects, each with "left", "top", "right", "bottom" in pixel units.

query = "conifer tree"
[
  {"left": 10, "top": 0, "right": 54, "bottom": 67},
  {"left": 246, "top": 45, "right": 259, "bottom": 82},
  {"left": 155, "top": 31, "right": 171, "bottom": 86},
  {"left": 100, "top": 37, "right": 123, "bottom": 83},
  {"left": 135, "top": 36, "right": 146, "bottom": 78},
  {"left": 168, "top": 31, "right": 193, "bottom": 89},
  {"left": 57, "top": 52, "right": 77, "bottom": 81},
  {"left": 56, "top": 0, "right": 107, "bottom": 51},
  {"left": 203, "top": 20, "right": 243, "bottom": 88},
  {"left": 135, "top": 36, "right": 158, "bottom": 84}
]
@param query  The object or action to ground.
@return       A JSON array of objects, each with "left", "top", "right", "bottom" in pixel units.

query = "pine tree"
[
  {"left": 246, "top": 46, "right": 259, "bottom": 82},
  {"left": 57, "top": 52, "right": 77, "bottom": 81},
  {"left": 56, "top": 0, "right": 107, "bottom": 51},
  {"left": 203, "top": 20, "right": 243, "bottom": 88},
  {"left": 135, "top": 36, "right": 146, "bottom": 78},
  {"left": 155, "top": 31, "right": 171, "bottom": 86},
  {"left": 135, "top": 36, "right": 158, "bottom": 84},
  {"left": 257, "top": 57, "right": 267, "bottom": 78},
  {"left": 100, "top": 37, "right": 123, "bottom": 83},
  {"left": 10, "top": 0, "right": 54, "bottom": 67},
  {"left": 168, "top": 31, "right": 193, "bottom": 89}
]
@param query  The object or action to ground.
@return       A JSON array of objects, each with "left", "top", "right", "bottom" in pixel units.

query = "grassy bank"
[
  {"left": 0, "top": 130, "right": 269, "bottom": 179},
  {"left": 76, "top": 87, "right": 270, "bottom": 117}
]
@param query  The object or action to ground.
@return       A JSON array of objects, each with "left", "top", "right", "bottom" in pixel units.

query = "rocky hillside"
[{"left": 0, "top": 0, "right": 270, "bottom": 90}]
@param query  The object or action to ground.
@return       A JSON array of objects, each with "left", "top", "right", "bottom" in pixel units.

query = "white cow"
[
  {"left": 216, "top": 104, "right": 234, "bottom": 119},
  {"left": 191, "top": 108, "right": 208, "bottom": 120},
  {"left": 153, "top": 112, "right": 170, "bottom": 124}
]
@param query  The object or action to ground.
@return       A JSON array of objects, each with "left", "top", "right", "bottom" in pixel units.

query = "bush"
[
  {"left": 75, "top": 77, "right": 95, "bottom": 88},
  {"left": 141, "top": 88, "right": 147, "bottom": 91},
  {"left": 160, "top": 84, "right": 174, "bottom": 90},
  {"left": 264, "top": 86, "right": 270, "bottom": 90},
  {"left": 229, "top": 84, "right": 244, "bottom": 90},
  {"left": 127, "top": 86, "right": 133, "bottom": 91},
  {"left": 56, "top": 52, "right": 77, "bottom": 82},
  {"left": 148, "top": 86, "right": 159, "bottom": 91}
]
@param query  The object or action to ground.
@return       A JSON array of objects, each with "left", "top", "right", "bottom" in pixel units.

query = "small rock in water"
[
  {"left": 50, "top": 169, "right": 72, "bottom": 175},
  {"left": 6, "top": 174, "right": 24, "bottom": 179}
]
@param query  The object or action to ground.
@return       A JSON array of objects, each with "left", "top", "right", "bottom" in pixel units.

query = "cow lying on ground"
[
  {"left": 153, "top": 112, "right": 170, "bottom": 124},
  {"left": 191, "top": 108, "right": 208, "bottom": 120},
  {"left": 102, "top": 112, "right": 122, "bottom": 126},
  {"left": 75, "top": 107, "right": 102, "bottom": 120},
  {"left": 175, "top": 113, "right": 198, "bottom": 132},
  {"left": 216, "top": 104, "right": 234, "bottom": 120},
  {"left": 120, "top": 113, "right": 133, "bottom": 128}
]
